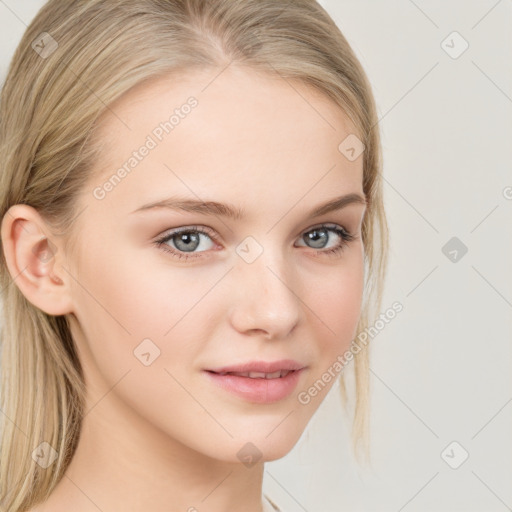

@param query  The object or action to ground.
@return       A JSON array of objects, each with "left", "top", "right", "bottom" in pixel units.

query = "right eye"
[{"left": 154, "top": 226, "right": 218, "bottom": 260}]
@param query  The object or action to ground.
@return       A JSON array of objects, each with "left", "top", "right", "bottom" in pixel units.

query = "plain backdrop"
[{"left": 1, "top": 1, "right": 511, "bottom": 511}]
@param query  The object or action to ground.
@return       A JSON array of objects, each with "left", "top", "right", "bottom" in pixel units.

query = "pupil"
[
  {"left": 175, "top": 232, "right": 199, "bottom": 252},
  {"left": 307, "top": 229, "right": 327, "bottom": 249}
]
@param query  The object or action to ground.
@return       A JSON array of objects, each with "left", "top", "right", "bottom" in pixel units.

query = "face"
[{"left": 65, "top": 64, "right": 366, "bottom": 463}]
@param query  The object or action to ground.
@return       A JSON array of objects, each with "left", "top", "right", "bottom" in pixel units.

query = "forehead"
[{"left": 86, "top": 65, "right": 364, "bottom": 219}]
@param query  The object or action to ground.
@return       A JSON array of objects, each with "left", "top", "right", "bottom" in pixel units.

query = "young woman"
[{"left": 0, "top": 1, "right": 388, "bottom": 510}]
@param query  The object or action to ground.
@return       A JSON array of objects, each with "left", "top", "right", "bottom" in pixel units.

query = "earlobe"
[{"left": 0, "top": 204, "right": 73, "bottom": 316}]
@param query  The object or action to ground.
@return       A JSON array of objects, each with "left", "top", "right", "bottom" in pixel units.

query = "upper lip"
[{"left": 206, "top": 359, "right": 306, "bottom": 374}]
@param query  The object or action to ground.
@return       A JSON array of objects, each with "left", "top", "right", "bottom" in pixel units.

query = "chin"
[
  {"left": 238, "top": 424, "right": 305, "bottom": 463},
  {"left": 193, "top": 426, "right": 304, "bottom": 465}
]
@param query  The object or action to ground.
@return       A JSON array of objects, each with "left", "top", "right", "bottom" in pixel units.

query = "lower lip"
[{"left": 204, "top": 369, "right": 304, "bottom": 404}]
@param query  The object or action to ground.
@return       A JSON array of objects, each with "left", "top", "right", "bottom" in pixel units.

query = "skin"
[{"left": 2, "top": 64, "right": 366, "bottom": 512}]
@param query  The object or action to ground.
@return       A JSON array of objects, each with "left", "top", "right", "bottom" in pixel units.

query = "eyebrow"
[{"left": 131, "top": 193, "right": 367, "bottom": 220}]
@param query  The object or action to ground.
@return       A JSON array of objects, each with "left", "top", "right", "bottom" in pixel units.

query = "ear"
[{"left": 0, "top": 204, "right": 74, "bottom": 316}]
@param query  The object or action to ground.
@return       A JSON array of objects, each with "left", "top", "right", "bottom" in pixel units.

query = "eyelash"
[{"left": 154, "top": 223, "right": 357, "bottom": 261}]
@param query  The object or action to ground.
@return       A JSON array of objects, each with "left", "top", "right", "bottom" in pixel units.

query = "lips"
[
  {"left": 204, "top": 359, "right": 306, "bottom": 403},
  {"left": 206, "top": 359, "right": 305, "bottom": 375},
  {"left": 213, "top": 370, "right": 292, "bottom": 379}
]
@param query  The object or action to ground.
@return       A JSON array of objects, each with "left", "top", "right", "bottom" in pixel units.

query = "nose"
[{"left": 227, "top": 247, "right": 301, "bottom": 340}]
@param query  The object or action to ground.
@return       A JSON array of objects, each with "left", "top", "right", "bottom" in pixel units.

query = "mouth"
[
  {"left": 203, "top": 363, "right": 306, "bottom": 403},
  {"left": 205, "top": 359, "right": 305, "bottom": 375},
  {"left": 206, "top": 369, "right": 295, "bottom": 379}
]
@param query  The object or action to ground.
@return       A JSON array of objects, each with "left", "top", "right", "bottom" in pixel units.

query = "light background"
[{"left": 1, "top": 1, "right": 511, "bottom": 511}]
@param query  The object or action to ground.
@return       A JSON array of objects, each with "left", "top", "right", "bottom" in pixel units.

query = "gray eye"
[
  {"left": 303, "top": 228, "right": 330, "bottom": 249},
  {"left": 163, "top": 230, "right": 215, "bottom": 253},
  {"left": 173, "top": 231, "right": 201, "bottom": 252}
]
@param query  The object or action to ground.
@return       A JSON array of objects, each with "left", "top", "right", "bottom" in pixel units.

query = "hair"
[{"left": 0, "top": 0, "right": 388, "bottom": 510}]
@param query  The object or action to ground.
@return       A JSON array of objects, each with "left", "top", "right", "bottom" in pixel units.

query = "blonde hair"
[{"left": 0, "top": 1, "right": 388, "bottom": 510}]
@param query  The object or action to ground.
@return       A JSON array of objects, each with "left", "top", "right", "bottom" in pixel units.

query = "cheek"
[
  {"left": 69, "top": 246, "right": 214, "bottom": 422},
  {"left": 70, "top": 244, "right": 222, "bottom": 369},
  {"left": 308, "top": 253, "right": 365, "bottom": 356}
]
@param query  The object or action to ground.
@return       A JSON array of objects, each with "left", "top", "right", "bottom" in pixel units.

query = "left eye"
[
  {"left": 295, "top": 225, "right": 354, "bottom": 251},
  {"left": 154, "top": 223, "right": 356, "bottom": 261}
]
